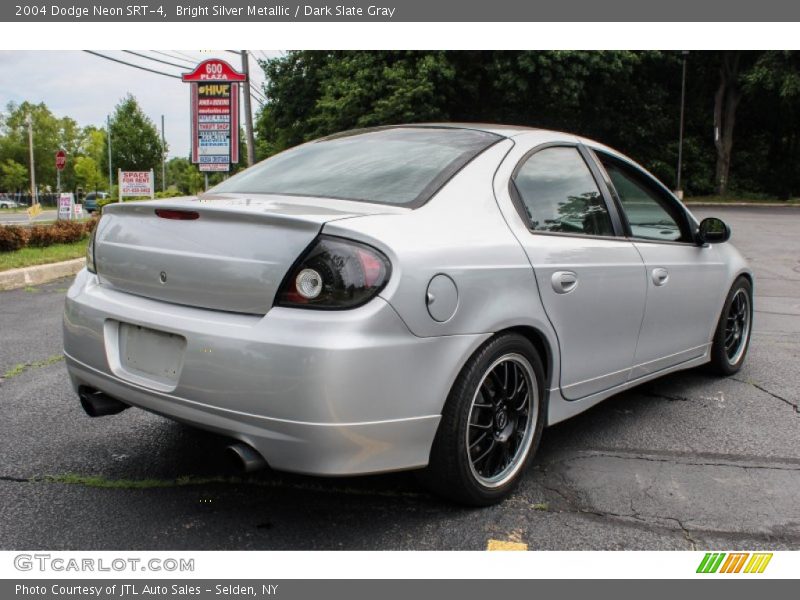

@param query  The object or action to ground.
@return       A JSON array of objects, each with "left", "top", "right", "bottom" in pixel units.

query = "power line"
[
  {"left": 88, "top": 50, "right": 263, "bottom": 107},
  {"left": 171, "top": 50, "right": 202, "bottom": 63},
  {"left": 244, "top": 51, "right": 267, "bottom": 103},
  {"left": 123, "top": 50, "right": 190, "bottom": 71},
  {"left": 150, "top": 50, "right": 196, "bottom": 67},
  {"left": 165, "top": 49, "right": 268, "bottom": 101},
  {"left": 83, "top": 50, "right": 182, "bottom": 79},
  {"left": 251, "top": 85, "right": 267, "bottom": 102}
]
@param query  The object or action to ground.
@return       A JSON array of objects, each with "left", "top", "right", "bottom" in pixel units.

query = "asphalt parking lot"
[{"left": 0, "top": 205, "right": 797, "bottom": 551}]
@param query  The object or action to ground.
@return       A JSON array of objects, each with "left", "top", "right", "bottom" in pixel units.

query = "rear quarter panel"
[{"left": 323, "top": 139, "right": 561, "bottom": 387}]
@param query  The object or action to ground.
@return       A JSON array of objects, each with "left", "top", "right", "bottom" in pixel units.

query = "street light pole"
[
  {"left": 26, "top": 113, "right": 37, "bottom": 206},
  {"left": 676, "top": 50, "right": 689, "bottom": 197}
]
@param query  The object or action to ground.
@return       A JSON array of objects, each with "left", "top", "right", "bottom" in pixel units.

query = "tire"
[
  {"left": 708, "top": 277, "right": 753, "bottom": 376},
  {"left": 0, "top": 204, "right": 8, "bottom": 209},
  {"left": 420, "top": 333, "right": 546, "bottom": 506}
]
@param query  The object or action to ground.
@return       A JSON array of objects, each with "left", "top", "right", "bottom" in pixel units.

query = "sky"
[{"left": 0, "top": 50, "right": 281, "bottom": 158}]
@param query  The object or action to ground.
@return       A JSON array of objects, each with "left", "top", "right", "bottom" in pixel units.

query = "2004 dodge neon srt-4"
[{"left": 64, "top": 124, "right": 753, "bottom": 505}]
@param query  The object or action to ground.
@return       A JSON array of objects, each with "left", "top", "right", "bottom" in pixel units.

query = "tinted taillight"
[
  {"left": 276, "top": 236, "right": 391, "bottom": 309},
  {"left": 86, "top": 220, "right": 98, "bottom": 274}
]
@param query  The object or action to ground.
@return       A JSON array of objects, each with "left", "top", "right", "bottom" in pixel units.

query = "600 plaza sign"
[{"left": 182, "top": 59, "right": 244, "bottom": 172}]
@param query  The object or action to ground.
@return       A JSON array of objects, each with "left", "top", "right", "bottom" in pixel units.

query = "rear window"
[{"left": 210, "top": 127, "right": 502, "bottom": 206}]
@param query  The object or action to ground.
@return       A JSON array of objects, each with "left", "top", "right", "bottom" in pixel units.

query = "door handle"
[
  {"left": 651, "top": 267, "right": 669, "bottom": 286},
  {"left": 552, "top": 271, "right": 578, "bottom": 294}
]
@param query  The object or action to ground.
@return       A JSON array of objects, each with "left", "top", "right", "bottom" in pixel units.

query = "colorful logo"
[{"left": 697, "top": 552, "right": 773, "bottom": 574}]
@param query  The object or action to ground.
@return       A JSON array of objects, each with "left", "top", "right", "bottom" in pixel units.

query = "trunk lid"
[{"left": 94, "top": 193, "right": 402, "bottom": 314}]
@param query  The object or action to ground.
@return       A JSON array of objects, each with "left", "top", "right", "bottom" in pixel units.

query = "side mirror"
[{"left": 696, "top": 217, "right": 731, "bottom": 245}]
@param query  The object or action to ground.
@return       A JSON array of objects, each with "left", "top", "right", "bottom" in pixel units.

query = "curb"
[
  {"left": 0, "top": 258, "right": 85, "bottom": 291},
  {"left": 685, "top": 202, "right": 800, "bottom": 208}
]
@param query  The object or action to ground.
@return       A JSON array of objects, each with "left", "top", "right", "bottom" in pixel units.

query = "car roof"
[
  {"left": 413, "top": 123, "right": 539, "bottom": 137},
  {"left": 322, "top": 123, "right": 611, "bottom": 146},
  {"left": 323, "top": 123, "right": 639, "bottom": 170},
  {"left": 381, "top": 123, "right": 611, "bottom": 145}
]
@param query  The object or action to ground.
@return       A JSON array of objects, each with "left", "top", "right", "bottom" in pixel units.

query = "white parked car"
[
  {"left": 64, "top": 125, "right": 753, "bottom": 505},
  {"left": 0, "top": 195, "right": 23, "bottom": 209}
]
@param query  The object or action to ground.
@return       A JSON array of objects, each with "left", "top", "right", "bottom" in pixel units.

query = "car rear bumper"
[{"left": 63, "top": 269, "right": 488, "bottom": 475}]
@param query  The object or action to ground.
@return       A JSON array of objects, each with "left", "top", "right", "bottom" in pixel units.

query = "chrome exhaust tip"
[
  {"left": 78, "top": 386, "right": 129, "bottom": 417},
  {"left": 225, "top": 442, "right": 268, "bottom": 473}
]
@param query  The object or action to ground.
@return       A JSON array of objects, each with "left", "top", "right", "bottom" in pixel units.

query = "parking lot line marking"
[{"left": 486, "top": 539, "right": 528, "bottom": 551}]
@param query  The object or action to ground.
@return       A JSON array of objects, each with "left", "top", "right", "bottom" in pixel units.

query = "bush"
[
  {"left": 32, "top": 221, "right": 89, "bottom": 247},
  {"left": 1, "top": 220, "right": 95, "bottom": 253},
  {"left": 0, "top": 225, "right": 29, "bottom": 252}
]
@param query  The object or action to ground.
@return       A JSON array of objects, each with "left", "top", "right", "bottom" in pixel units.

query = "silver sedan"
[{"left": 63, "top": 125, "right": 753, "bottom": 505}]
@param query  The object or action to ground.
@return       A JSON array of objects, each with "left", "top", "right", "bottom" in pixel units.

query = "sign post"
[
  {"left": 182, "top": 59, "right": 246, "bottom": 175},
  {"left": 55, "top": 149, "right": 66, "bottom": 195},
  {"left": 57, "top": 192, "right": 75, "bottom": 221},
  {"left": 118, "top": 169, "right": 155, "bottom": 202}
]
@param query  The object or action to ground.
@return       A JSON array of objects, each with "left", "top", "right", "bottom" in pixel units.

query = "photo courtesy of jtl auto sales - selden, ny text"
[{"left": 0, "top": 0, "right": 798, "bottom": 597}]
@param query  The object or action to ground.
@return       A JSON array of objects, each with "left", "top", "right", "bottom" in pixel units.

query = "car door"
[
  {"left": 592, "top": 150, "right": 727, "bottom": 379},
  {"left": 509, "top": 144, "right": 648, "bottom": 400}
]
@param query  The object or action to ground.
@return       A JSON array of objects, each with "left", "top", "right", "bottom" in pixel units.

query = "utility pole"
[
  {"left": 240, "top": 50, "right": 256, "bottom": 166},
  {"left": 107, "top": 115, "right": 113, "bottom": 195},
  {"left": 676, "top": 51, "right": 689, "bottom": 198},
  {"left": 161, "top": 114, "right": 167, "bottom": 191},
  {"left": 26, "top": 113, "right": 37, "bottom": 206}
]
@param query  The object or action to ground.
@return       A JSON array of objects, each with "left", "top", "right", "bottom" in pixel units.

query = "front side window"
[
  {"left": 210, "top": 127, "right": 501, "bottom": 207},
  {"left": 512, "top": 146, "right": 614, "bottom": 236},
  {"left": 598, "top": 155, "right": 686, "bottom": 242}
]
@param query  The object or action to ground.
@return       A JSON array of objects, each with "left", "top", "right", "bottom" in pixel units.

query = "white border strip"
[
  {"left": 0, "top": 551, "right": 797, "bottom": 579},
  {"left": 0, "top": 23, "right": 799, "bottom": 51}
]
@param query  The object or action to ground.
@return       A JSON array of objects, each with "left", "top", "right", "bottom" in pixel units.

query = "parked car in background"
[
  {"left": 64, "top": 124, "right": 753, "bottom": 506},
  {"left": 83, "top": 192, "right": 109, "bottom": 213},
  {"left": 0, "top": 195, "right": 23, "bottom": 209}
]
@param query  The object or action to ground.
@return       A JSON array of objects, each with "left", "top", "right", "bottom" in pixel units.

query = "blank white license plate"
[{"left": 119, "top": 323, "right": 186, "bottom": 384}]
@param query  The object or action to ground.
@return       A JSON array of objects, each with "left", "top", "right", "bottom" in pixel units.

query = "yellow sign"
[{"left": 26, "top": 204, "right": 42, "bottom": 219}]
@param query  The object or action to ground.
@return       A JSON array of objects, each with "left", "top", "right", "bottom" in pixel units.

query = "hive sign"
[{"left": 182, "top": 60, "right": 245, "bottom": 172}]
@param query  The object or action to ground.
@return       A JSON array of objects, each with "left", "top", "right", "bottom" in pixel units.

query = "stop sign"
[{"left": 55, "top": 150, "right": 67, "bottom": 171}]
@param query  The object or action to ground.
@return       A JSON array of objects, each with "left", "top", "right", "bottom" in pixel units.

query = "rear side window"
[
  {"left": 512, "top": 146, "right": 614, "bottom": 237},
  {"left": 211, "top": 127, "right": 501, "bottom": 207}
]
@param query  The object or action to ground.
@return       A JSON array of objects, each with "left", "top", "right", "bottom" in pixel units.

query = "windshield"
[{"left": 210, "top": 127, "right": 502, "bottom": 206}]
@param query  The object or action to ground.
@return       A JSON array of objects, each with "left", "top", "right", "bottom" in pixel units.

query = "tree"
[
  {"left": 74, "top": 156, "right": 105, "bottom": 193},
  {"left": 0, "top": 158, "right": 28, "bottom": 192},
  {"left": 739, "top": 51, "right": 800, "bottom": 198},
  {"left": 713, "top": 52, "right": 743, "bottom": 196},
  {"left": 166, "top": 157, "right": 204, "bottom": 195},
  {"left": 0, "top": 101, "right": 80, "bottom": 193},
  {"left": 101, "top": 95, "right": 164, "bottom": 186},
  {"left": 256, "top": 50, "right": 800, "bottom": 197}
]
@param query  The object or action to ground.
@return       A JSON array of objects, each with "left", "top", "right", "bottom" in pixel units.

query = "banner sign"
[
  {"left": 183, "top": 60, "right": 245, "bottom": 173},
  {"left": 119, "top": 170, "right": 155, "bottom": 198},
  {"left": 57, "top": 192, "right": 75, "bottom": 220}
]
